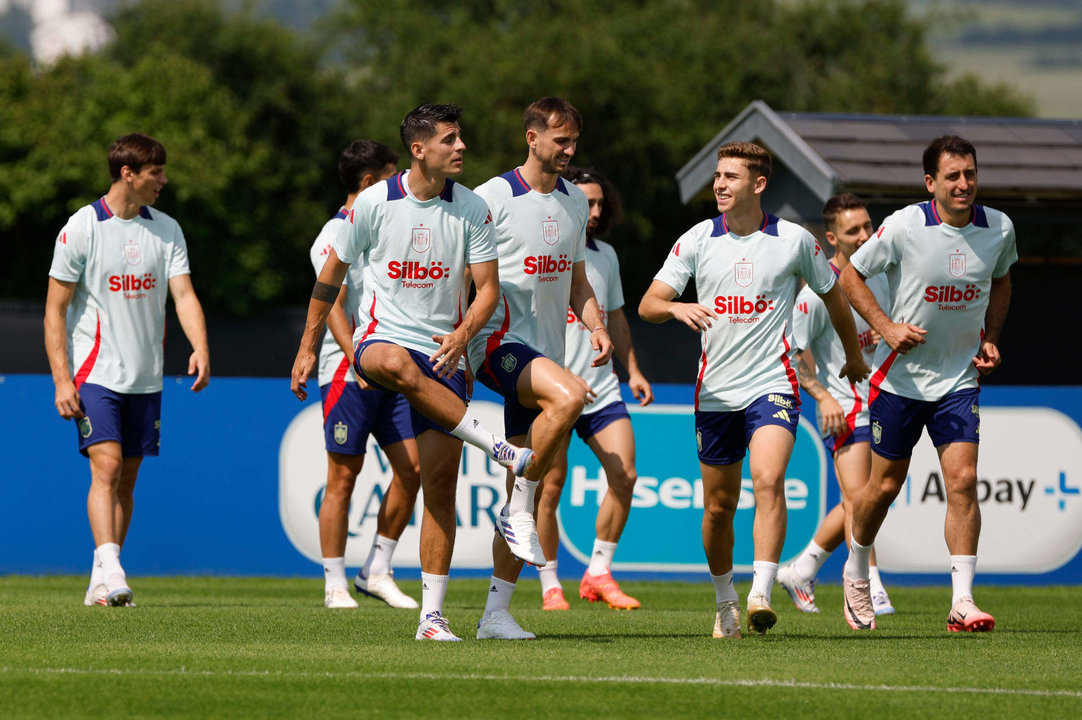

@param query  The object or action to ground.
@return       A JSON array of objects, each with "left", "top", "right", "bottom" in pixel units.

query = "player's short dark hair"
[
  {"left": 400, "top": 103, "right": 463, "bottom": 153},
  {"left": 524, "top": 97, "right": 582, "bottom": 134},
  {"left": 822, "top": 193, "right": 867, "bottom": 233},
  {"left": 108, "top": 133, "right": 166, "bottom": 180},
  {"left": 563, "top": 166, "right": 623, "bottom": 238},
  {"left": 716, "top": 141, "right": 771, "bottom": 181},
  {"left": 923, "top": 135, "right": 977, "bottom": 177},
  {"left": 339, "top": 140, "right": 399, "bottom": 193}
]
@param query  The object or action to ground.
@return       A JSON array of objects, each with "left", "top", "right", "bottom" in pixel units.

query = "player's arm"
[
  {"left": 430, "top": 258, "right": 500, "bottom": 378},
  {"left": 292, "top": 249, "right": 350, "bottom": 399},
  {"left": 796, "top": 348, "right": 844, "bottom": 436},
  {"left": 607, "top": 307, "right": 653, "bottom": 406},
  {"left": 169, "top": 273, "right": 210, "bottom": 392},
  {"left": 839, "top": 264, "right": 925, "bottom": 354},
  {"left": 43, "top": 277, "right": 82, "bottom": 419},
  {"left": 974, "top": 273, "right": 1011, "bottom": 375},
  {"left": 819, "top": 282, "right": 870, "bottom": 385},
  {"left": 569, "top": 260, "right": 613, "bottom": 367},
  {"left": 638, "top": 280, "right": 716, "bottom": 331},
  {"left": 325, "top": 289, "right": 355, "bottom": 363}
]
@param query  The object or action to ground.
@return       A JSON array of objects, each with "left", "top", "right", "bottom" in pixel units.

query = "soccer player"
[
  {"left": 839, "top": 136, "right": 1016, "bottom": 632},
  {"left": 535, "top": 166, "right": 653, "bottom": 612},
  {"left": 311, "top": 139, "right": 420, "bottom": 610},
  {"left": 639, "top": 141, "right": 869, "bottom": 638},
  {"left": 290, "top": 104, "right": 535, "bottom": 641},
  {"left": 778, "top": 193, "right": 895, "bottom": 616},
  {"left": 45, "top": 132, "right": 210, "bottom": 607},
  {"left": 467, "top": 98, "right": 613, "bottom": 639}
]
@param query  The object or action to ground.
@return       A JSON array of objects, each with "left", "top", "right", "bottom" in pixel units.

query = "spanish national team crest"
[
  {"left": 333, "top": 422, "right": 348, "bottom": 445},
  {"left": 734, "top": 261, "right": 754, "bottom": 287},
  {"left": 872, "top": 421, "right": 882, "bottom": 445},
  {"left": 124, "top": 241, "right": 142, "bottom": 266},
  {"left": 78, "top": 417, "right": 93, "bottom": 439},
  {"left": 949, "top": 252, "right": 966, "bottom": 278},
  {"left": 542, "top": 219, "right": 560, "bottom": 246},
  {"left": 411, "top": 227, "right": 431, "bottom": 253}
]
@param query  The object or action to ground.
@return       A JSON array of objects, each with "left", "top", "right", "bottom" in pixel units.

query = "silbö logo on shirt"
[
  {"left": 713, "top": 294, "right": 776, "bottom": 324},
  {"left": 386, "top": 260, "right": 449, "bottom": 289}
]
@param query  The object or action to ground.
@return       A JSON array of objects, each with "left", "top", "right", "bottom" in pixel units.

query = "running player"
[
  {"left": 467, "top": 98, "right": 613, "bottom": 640},
  {"left": 778, "top": 193, "right": 895, "bottom": 616},
  {"left": 839, "top": 135, "right": 1016, "bottom": 632},
  {"left": 639, "top": 141, "right": 869, "bottom": 638},
  {"left": 311, "top": 139, "right": 420, "bottom": 610},
  {"left": 45, "top": 132, "right": 210, "bottom": 607},
  {"left": 535, "top": 166, "right": 653, "bottom": 612},
  {"left": 291, "top": 104, "right": 535, "bottom": 641}
]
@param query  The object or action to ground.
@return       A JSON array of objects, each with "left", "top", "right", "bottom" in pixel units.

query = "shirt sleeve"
[
  {"left": 332, "top": 204, "right": 369, "bottom": 265},
  {"left": 167, "top": 224, "right": 191, "bottom": 278},
  {"left": 791, "top": 290, "right": 813, "bottom": 352},
  {"left": 851, "top": 212, "right": 905, "bottom": 279},
  {"left": 466, "top": 196, "right": 498, "bottom": 265},
  {"left": 799, "top": 230, "right": 836, "bottom": 295},
  {"left": 993, "top": 216, "right": 1018, "bottom": 279},
  {"left": 607, "top": 246, "right": 625, "bottom": 311},
  {"left": 48, "top": 213, "right": 89, "bottom": 283},
  {"left": 652, "top": 227, "right": 698, "bottom": 296},
  {"left": 573, "top": 194, "right": 588, "bottom": 264}
]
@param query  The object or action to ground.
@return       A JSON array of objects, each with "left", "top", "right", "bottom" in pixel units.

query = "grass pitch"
[{"left": 1, "top": 576, "right": 1079, "bottom": 719}]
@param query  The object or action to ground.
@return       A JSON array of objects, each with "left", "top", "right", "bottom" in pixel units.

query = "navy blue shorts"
[
  {"left": 869, "top": 387, "right": 980, "bottom": 460},
  {"left": 695, "top": 393, "right": 800, "bottom": 466},
  {"left": 76, "top": 382, "right": 161, "bottom": 458},
  {"left": 320, "top": 380, "right": 413, "bottom": 455},
  {"left": 824, "top": 425, "right": 871, "bottom": 455},
  {"left": 355, "top": 339, "right": 468, "bottom": 437},
  {"left": 477, "top": 342, "right": 546, "bottom": 439},
  {"left": 573, "top": 401, "right": 630, "bottom": 441}
]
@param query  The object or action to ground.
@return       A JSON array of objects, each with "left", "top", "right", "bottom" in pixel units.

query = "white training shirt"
[
  {"left": 654, "top": 213, "right": 836, "bottom": 412},
  {"left": 793, "top": 266, "right": 889, "bottom": 437},
  {"left": 332, "top": 171, "right": 496, "bottom": 367},
  {"left": 48, "top": 198, "right": 190, "bottom": 394},
  {"left": 467, "top": 169, "right": 588, "bottom": 370},
  {"left": 310, "top": 208, "right": 365, "bottom": 388},
  {"left": 565, "top": 238, "right": 624, "bottom": 414},
  {"left": 849, "top": 201, "right": 1017, "bottom": 401}
]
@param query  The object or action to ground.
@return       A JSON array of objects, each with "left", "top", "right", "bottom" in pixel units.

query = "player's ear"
[{"left": 824, "top": 231, "right": 838, "bottom": 248}]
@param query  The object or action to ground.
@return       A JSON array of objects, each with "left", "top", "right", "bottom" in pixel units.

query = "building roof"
[{"left": 677, "top": 100, "right": 1082, "bottom": 205}]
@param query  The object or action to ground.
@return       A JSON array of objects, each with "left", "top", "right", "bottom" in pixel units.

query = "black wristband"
[{"left": 312, "top": 281, "right": 340, "bottom": 304}]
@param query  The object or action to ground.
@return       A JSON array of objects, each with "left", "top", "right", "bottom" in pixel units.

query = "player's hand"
[
  {"left": 353, "top": 372, "right": 371, "bottom": 390},
  {"left": 817, "top": 394, "right": 846, "bottom": 437},
  {"left": 54, "top": 380, "right": 83, "bottom": 420},
  {"left": 881, "top": 321, "right": 926, "bottom": 353},
  {"left": 590, "top": 327, "right": 614, "bottom": 367},
  {"left": 430, "top": 329, "right": 468, "bottom": 379},
  {"left": 629, "top": 372, "right": 654, "bottom": 407},
  {"left": 838, "top": 356, "right": 871, "bottom": 386},
  {"left": 571, "top": 373, "right": 598, "bottom": 405},
  {"left": 670, "top": 302, "right": 717, "bottom": 333},
  {"left": 291, "top": 349, "right": 317, "bottom": 401},
  {"left": 188, "top": 349, "right": 210, "bottom": 392},
  {"left": 973, "top": 340, "right": 1001, "bottom": 375}
]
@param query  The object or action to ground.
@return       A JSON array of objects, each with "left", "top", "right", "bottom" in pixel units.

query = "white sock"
[
  {"left": 96, "top": 542, "right": 124, "bottom": 582},
  {"left": 483, "top": 576, "right": 516, "bottom": 616},
  {"left": 868, "top": 565, "right": 886, "bottom": 596},
  {"left": 950, "top": 555, "right": 977, "bottom": 605},
  {"left": 538, "top": 560, "right": 561, "bottom": 594},
  {"left": 750, "top": 561, "right": 778, "bottom": 601},
  {"left": 587, "top": 539, "right": 618, "bottom": 575},
  {"left": 507, "top": 477, "right": 539, "bottom": 515},
  {"left": 450, "top": 410, "right": 499, "bottom": 455},
  {"left": 323, "top": 557, "right": 347, "bottom": 590},
  {"left": 792, "top": 540, "right": 829, "bottom": 583},
  {"left": 710, "top": 571, "right": 738, "bottom": 604},
  {"left": 89, "top": 549, "right": 104, "bottom": 588},
  {"left": 420, "top": 572, "right": 449, "bottom": 617},
  {"left": 365, "top": 534, "right": 397, "bottom": 577},
  {"left": 845, "top": 539, "right": 873, "bottom": 581}
]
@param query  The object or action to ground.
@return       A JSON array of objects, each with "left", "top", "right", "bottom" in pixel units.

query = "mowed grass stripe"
[{"left": 4, "top": 666, "right": 1082, "bottom": 699}]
